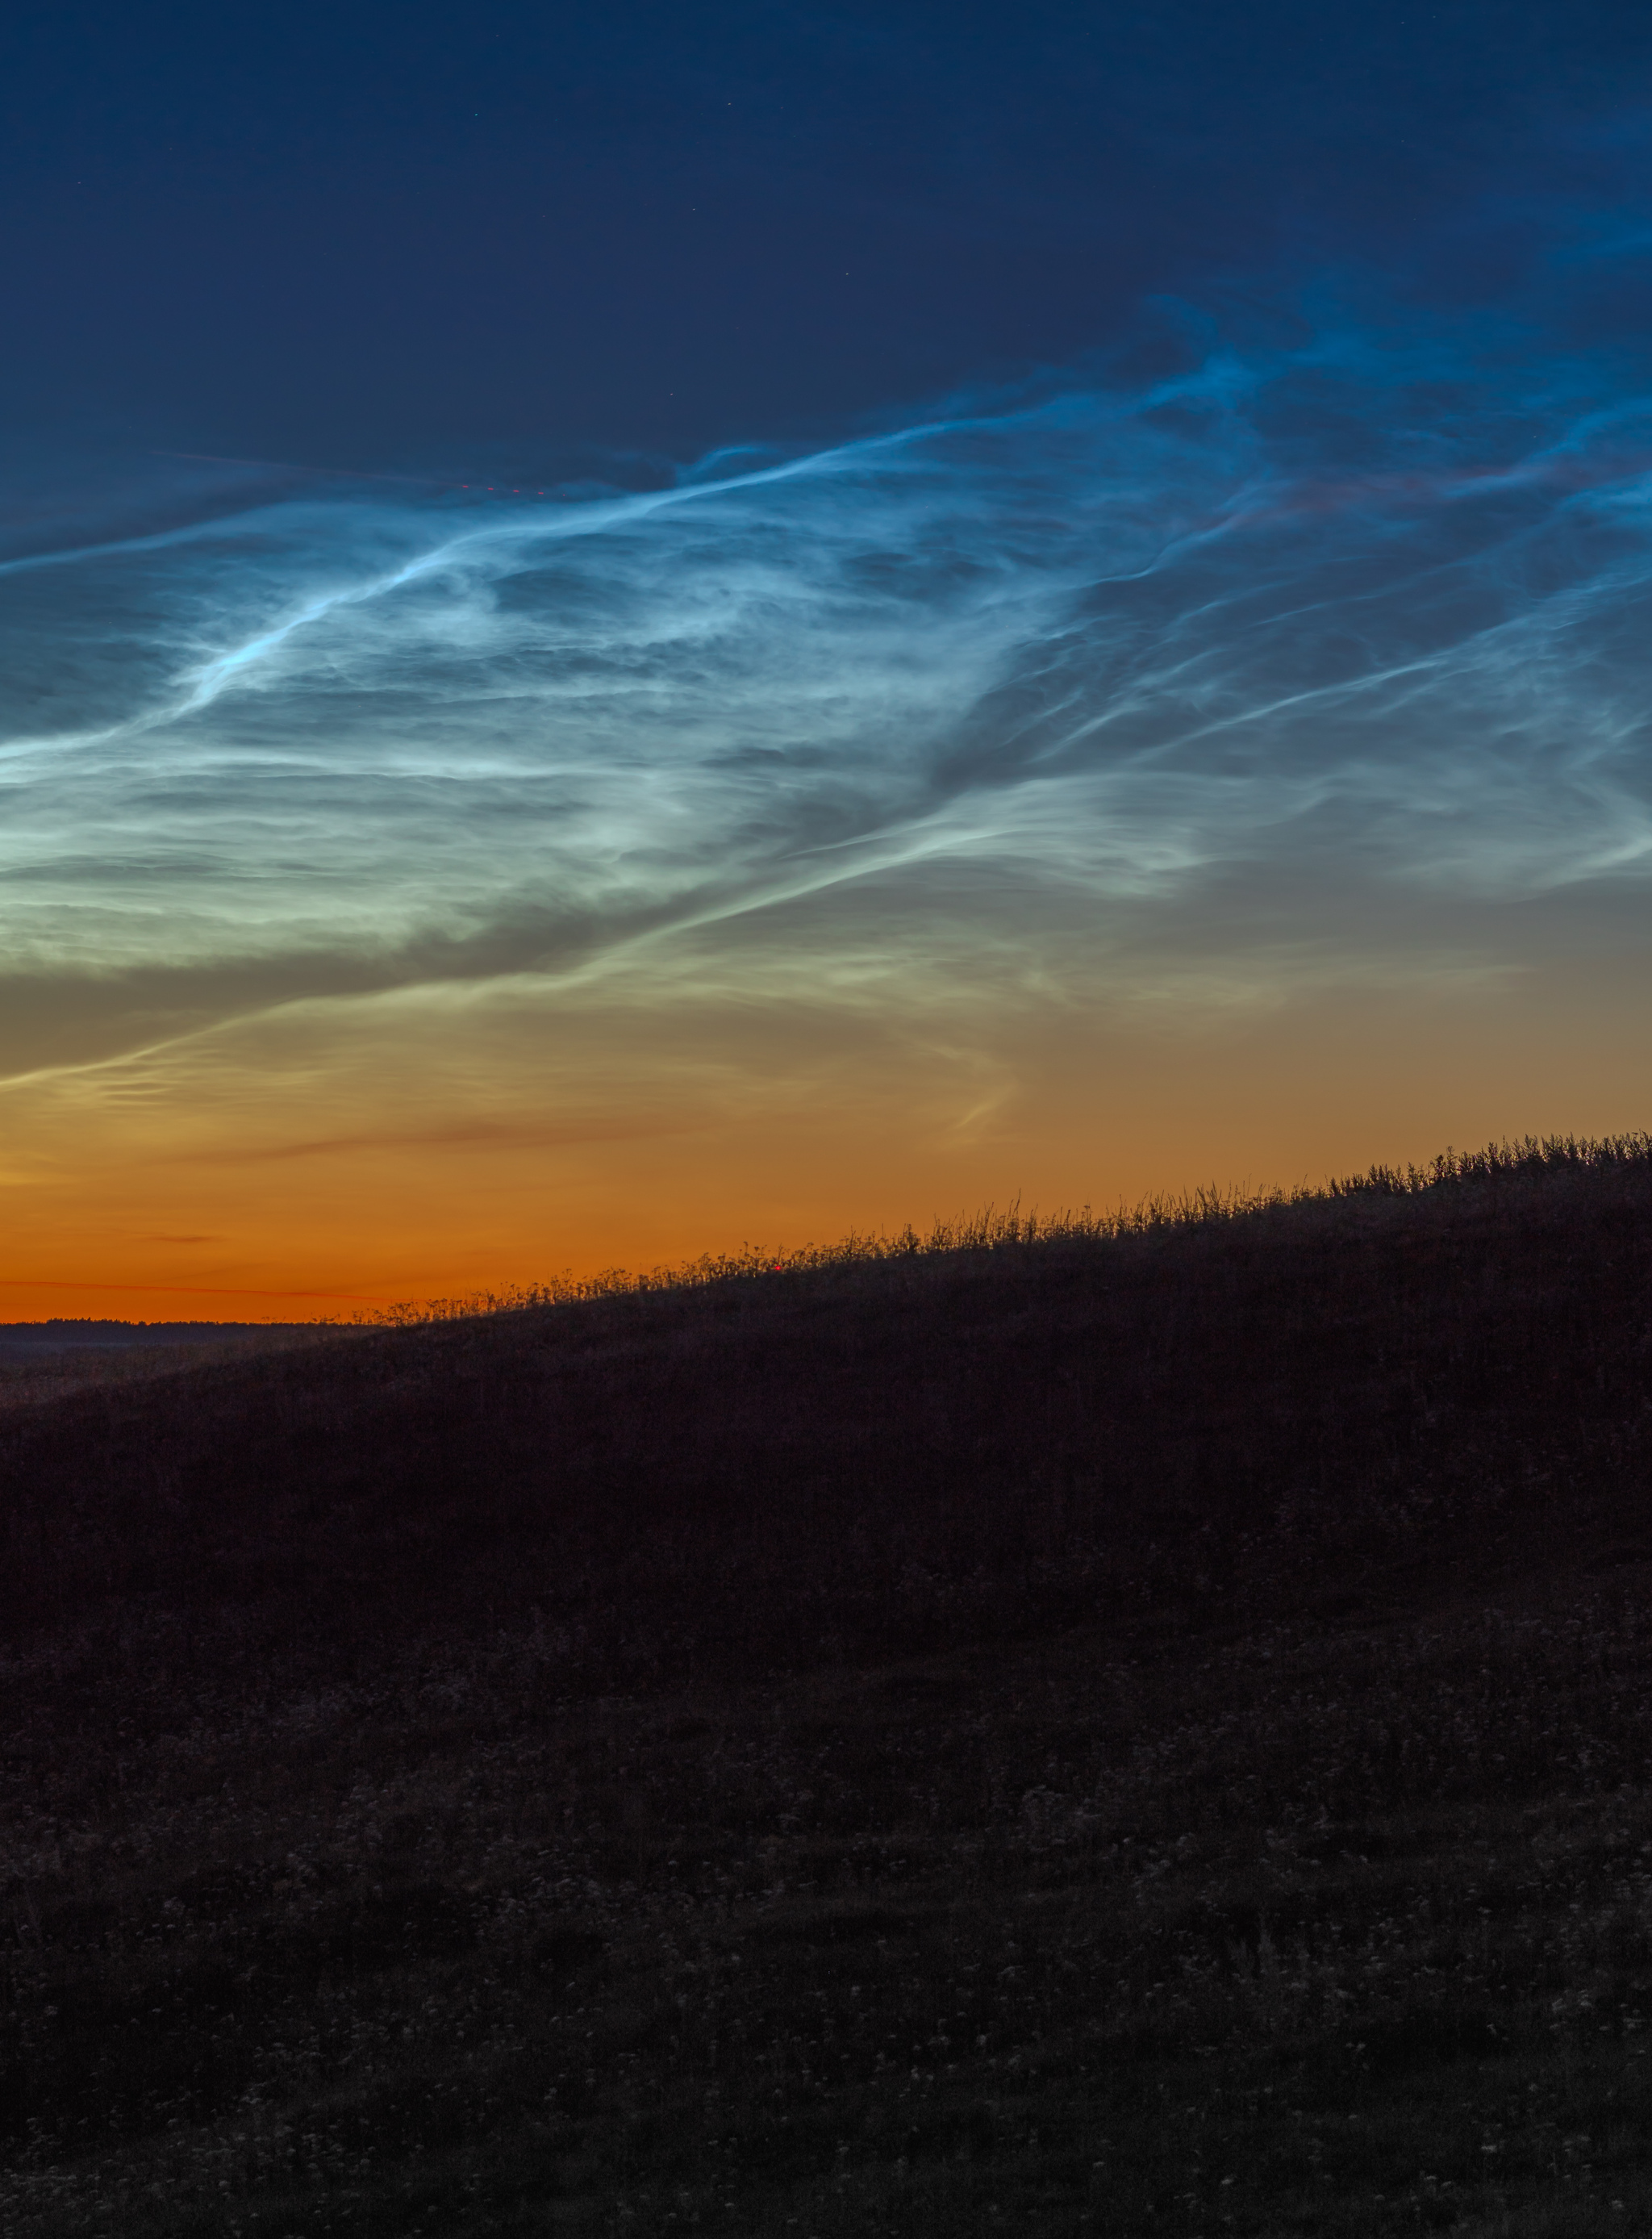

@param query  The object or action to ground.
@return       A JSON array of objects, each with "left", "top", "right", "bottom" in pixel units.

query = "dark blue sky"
[{"left": 7, "top": 2, "right": 1650, "bottom": 472}]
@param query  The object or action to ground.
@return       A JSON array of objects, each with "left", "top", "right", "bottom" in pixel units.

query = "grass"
[{"left": 5, "top": 1134, "right": 1652, "bottom": 2233}]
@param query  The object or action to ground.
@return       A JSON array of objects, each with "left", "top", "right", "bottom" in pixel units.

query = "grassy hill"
[{"left": 5, "top": 1138, "right": 1652, "bottom": 2236}]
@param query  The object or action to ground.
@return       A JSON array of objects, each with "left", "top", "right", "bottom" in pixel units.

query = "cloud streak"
[{"left": 5, "top": 267, "right": 1652, "bottom": 1093}]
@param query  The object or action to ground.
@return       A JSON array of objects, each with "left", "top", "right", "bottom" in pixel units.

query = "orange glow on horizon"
[{"left": 7, "top": 946, "right": 1651, "bottom": 1323}]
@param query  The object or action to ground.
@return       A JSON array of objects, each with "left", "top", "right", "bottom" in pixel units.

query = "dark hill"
[
  {"left": 6, "top": 1136, "right": 1652, "bottom": 1675},
  {"left": 0, "top": 1320, "right": 301, "bottom": 1354},
  {"left": 7, "top": 1136, "right": 1652, "bottom": 2239}
]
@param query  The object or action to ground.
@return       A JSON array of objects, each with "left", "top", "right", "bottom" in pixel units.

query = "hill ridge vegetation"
[{"left": 332, "top": 1129, "right": 1652, "bottom": 1328}]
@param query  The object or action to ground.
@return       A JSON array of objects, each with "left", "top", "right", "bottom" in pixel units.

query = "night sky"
[{"left": 6, "top": 2, "right": 1652, "bottom": 1313}]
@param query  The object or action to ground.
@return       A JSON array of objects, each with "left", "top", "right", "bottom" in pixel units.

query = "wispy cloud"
[{"left": 5, "top": 269, "right": 1652, "bottom": 1087}]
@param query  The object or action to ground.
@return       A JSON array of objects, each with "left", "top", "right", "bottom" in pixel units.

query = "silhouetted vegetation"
[{"left": 5, "top": 1134, "right": 1652, "bottom": 2233}]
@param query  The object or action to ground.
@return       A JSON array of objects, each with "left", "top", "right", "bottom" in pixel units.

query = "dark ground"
[
  {"left": 0, "top": 1324, "right": 336, "bottom": 1414},
  {"left": 5, "top": 1139, "right": 1652, "bottom": 2235}
]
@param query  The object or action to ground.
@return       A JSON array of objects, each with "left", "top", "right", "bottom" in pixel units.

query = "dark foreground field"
[{"left": 6, "top": 1140, "right": 1652, "bottom": 2236}]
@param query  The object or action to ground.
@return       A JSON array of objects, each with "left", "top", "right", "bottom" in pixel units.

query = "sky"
[{"left": 6, "top": 1, "right": 1652, "bottom": 1315}]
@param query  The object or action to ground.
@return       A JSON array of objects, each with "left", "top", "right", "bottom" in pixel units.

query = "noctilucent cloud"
[{"left": 5, "top": 2, "right": 1652, "bottom": 1310}]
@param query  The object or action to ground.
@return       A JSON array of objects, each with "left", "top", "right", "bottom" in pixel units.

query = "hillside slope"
[
  {"left": 5, "top": 1138, "right": 1652, "bottom": 1674},
  {"left": 6, "top": 1138, "right": 1652, "bottom": 2239}
]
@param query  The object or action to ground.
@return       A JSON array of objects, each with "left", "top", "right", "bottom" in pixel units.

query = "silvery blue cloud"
[{"left": 5, "top": 283, "right": 1652, "bottom": 1081}]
